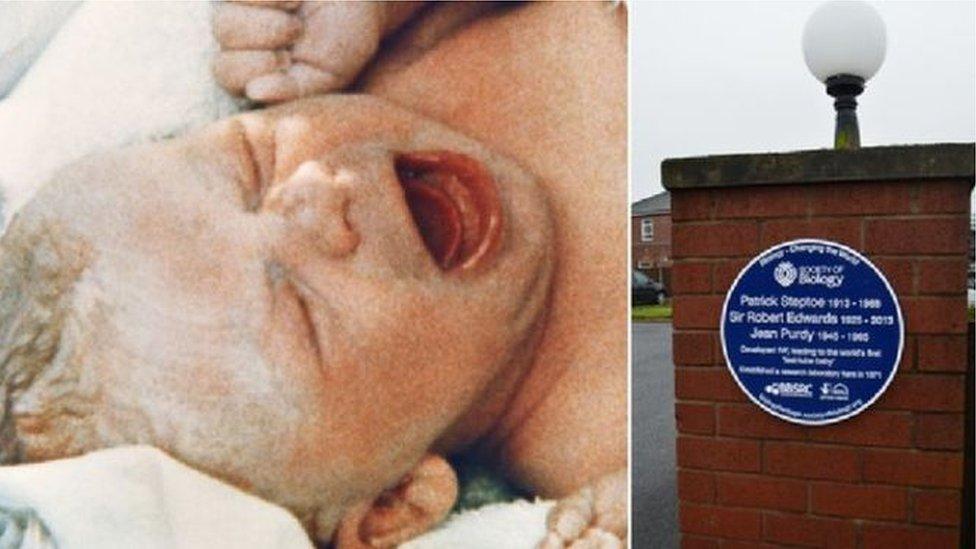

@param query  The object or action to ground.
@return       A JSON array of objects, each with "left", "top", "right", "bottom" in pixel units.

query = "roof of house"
[{"left": 631, "top": 191, "right": 670, "bottom": 217}]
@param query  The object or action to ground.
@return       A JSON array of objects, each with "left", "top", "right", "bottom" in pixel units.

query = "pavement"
[{"left": 632, "top": 322, "right": 678, "bottom": 548}]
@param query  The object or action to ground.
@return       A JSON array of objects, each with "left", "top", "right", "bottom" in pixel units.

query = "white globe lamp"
[{"left": 802, "top": 1, "right": 887, "bottom": 149}]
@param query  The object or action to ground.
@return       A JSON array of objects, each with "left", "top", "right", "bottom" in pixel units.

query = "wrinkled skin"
[
  {"left": 0, "top": 2, "right": 627, "bottom": 547},
  {"left": 0, "top": 95, "right": 554, "bottom": 541}
]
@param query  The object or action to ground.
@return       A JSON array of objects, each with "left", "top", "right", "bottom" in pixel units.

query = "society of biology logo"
[{"left": 773, "top": 261, "right": 797, "bottom": 287}]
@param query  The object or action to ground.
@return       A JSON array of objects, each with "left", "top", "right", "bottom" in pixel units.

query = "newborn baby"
[
  {"left": 0, "top": 94, "right": 556, "bottom": 545},
  {"left": 0, "top": 2, "right": 627, "bottom": 547}
]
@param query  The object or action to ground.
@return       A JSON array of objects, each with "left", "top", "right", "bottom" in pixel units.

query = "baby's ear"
[{"left": 333, "top": 454, "right": 458, "bottom": 548}]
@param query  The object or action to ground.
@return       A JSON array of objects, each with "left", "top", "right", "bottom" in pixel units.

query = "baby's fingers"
[
  {"left": 213, "top": 50, "right": 289, "bottom": 95},
  {"left": 214, "top": 3, "right": 302, "bottom": 50},
  {"left": 229, "top": 0, "right": 302, "bottom": 10},
  {"left": 245, "top": 63, "right": 338, "bottom": 103}
]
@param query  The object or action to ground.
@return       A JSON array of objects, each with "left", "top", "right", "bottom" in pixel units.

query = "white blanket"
[
  {"left": 0, "top": 1, "right": 240, "bottom": 226},
  {"left": 0, "top": 447, "right": 551, "bottom": 549},
  {"left": 0, "top": 446, "right": 312, "bottom": 549}
]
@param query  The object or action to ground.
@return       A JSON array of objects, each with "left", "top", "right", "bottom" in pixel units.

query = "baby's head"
[{"left": 0, "top": 95, "right": 554, "bottom": 540}]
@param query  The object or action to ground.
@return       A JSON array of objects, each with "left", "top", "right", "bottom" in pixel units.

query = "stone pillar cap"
[{"left": 662, "top": 143, "right": 975, "bottom": 190}]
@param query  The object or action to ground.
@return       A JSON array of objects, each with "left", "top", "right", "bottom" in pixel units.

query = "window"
[{"left": 641, "top": 218, "right": 654, "bottom": 242}]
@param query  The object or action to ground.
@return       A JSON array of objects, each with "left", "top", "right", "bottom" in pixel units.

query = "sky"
[{"left": 630, "top": 1, "right": 976, "bottom": 204}]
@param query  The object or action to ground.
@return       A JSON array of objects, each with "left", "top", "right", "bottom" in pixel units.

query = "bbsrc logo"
[
  {"left": 764, "top": 382, "right": 813, "bottom": 398},
  {"left": 773, "top": 261, "right": 797, "bottom": 288}
]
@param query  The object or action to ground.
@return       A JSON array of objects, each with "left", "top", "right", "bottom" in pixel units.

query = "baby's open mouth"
[{"left": 395, "top": 151, "right": 502, "bottom": 271}]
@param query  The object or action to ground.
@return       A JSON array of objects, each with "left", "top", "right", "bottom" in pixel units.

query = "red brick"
[
  {"left": 677, "top": 436, "right": 761, "bottom": 472},
  {"left": 898, "top": 335, "right": 917, "bottom": 372},
  {"left": 673, "top": 295, "right": 724, "bottom": 330},
  {"left": 902, "top": 297, "right": 968, "bottom": 334},
  {"left": 876, "top": 374, "right": 965, "bottom": 412},
  {"left": 916, "top": 258, "right": 968, "bottom": 295},
  {"left": 712, "top": 259, "right": 749, "bottom": 293},
  {"left": 715, "top": 474, "right": 807, "bottom": 512},
  {"left": 763, "top": 443, "right": 860, "bottom": 481},
  {"left": 871, "top": 257, "right": 915, "bottom": 296},
  {"left": 676, "top": 402, "right": 716, "bottom": 435},
  {"left": 679, "top": 503, "right": 761, "bottom": 540},
  {"left": 681, "top": 535, "right": 720, "bottom": 549},
  {"left": 674, "top": 331, "right": 714, "bottom": 366},
  {"left": 917, "top": 335, "right": 969, "bottom": 372},
  {"left": 716, "top": 185, "right": 808, "bottom": 219},
  {"left": 861, "top": 523, "right": 958, "bottom": 547},
  {"left": 912, "top": 489, "right": 961, "bottom": 526},
  {"left": 865, "top": 217, "right": 969, "bottom": 255},
  {"left": 673, "top": 222, "right": 759, "bottom": 258},
  {"left": 675, "top": 367, "right": 746, "bottom": 402},
  {"left": 807, "top": 411, "right": 912, "bottom": 448},
  {"left": 762, "top": 512, "right": 857, "bottom": 548},
  {"left": 712, "top": 332, "right": 727, "bottom": 366},
  {"left": 809, "top": 181, "right": 912, "bottom": 216},
  {"left": 760, "top": 218, "right": 862, "bottom": 250},
  {"left": 673, "top": 261, "right": 713, "bottom": 294},
  {"left": 914, "top": 413, "right": 964, "bottom": 451},
  {"left": 862, "top": 449, "right": 963, "bottom": 488},
  {"left": 810, "top": 482, "right": 908, "bottom": 520},
  {"left": 716, "top": 404, "right": 807, "bottom": 441},
  {"left": 673, "top": 190, "right": 714, "bottom": 221},
  {"left": 916, "top": 180, "right": 971, "bottom": 213},
  {"left": 678, "top": 469, "right": 715, "bottom": 503},
  {"left": 722, "top": 541, "right": 780, "bottom": 549}
]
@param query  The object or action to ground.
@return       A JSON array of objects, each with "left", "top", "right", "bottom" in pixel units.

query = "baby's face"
[{"left": 4, "top": 96, "right": 553, "bottom": 537}]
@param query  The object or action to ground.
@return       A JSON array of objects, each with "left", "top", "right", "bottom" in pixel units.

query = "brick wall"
[{"left": 665, "top": 145, "right": 974, "bottom": 548}]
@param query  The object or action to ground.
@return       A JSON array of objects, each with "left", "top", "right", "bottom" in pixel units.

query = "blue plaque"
[{"left": 721, "top": 239, "right": 903, "bottom": 425}]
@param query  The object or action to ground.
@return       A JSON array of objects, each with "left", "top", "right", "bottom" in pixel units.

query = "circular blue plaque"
[{"left": 721, "top": 239, "right": 903, "bottom": 426}]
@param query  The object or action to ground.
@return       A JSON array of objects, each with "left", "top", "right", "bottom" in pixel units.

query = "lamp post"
[{"left": 802, "top": 1, "right": 887, "bottom": 150}]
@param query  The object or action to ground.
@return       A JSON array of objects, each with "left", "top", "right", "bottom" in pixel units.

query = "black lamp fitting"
[{"left": 825, "top": 74, "right": 865, "bottom": 150}]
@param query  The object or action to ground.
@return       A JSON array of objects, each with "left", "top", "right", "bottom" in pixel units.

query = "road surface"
[{"left": 632, "top": 322, "right": 677, "bottom": 548}]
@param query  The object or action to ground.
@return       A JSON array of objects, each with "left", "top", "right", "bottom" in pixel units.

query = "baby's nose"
[{"left": 264, "top": 160, "right": 359, "bottom": 258}]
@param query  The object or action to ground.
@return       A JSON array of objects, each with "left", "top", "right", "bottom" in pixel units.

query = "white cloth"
[
  {"left": 406, "top": 500, "right": 553, "bottom": 549},
  {"left": 0, "top": 446, "right": 313, "bottom": 549},
  {"left": 0, "top": 1, "right": 241, "bottom": 226},
  {"left": 0, "top": 1, "right": 79, "bottom": 98},
  {"left": 0, "top": 445, "right": 552, "bottom": 549}
]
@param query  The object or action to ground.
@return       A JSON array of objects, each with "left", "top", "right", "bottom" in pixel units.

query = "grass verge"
[{"left": 632, "top": 304, "right": 672, "bottom": 322}]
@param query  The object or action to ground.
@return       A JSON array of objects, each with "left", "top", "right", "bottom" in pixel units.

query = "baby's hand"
[
  {"left": 212, "top": 1, "right": 424, "bottom": 103},
  {"left": 538, "top": 469, "right": 627, "bottom": 548}
]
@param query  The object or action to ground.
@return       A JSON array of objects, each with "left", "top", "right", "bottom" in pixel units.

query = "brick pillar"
[{"left": 663, "top": 144, "right": 975, "bottom": 547}]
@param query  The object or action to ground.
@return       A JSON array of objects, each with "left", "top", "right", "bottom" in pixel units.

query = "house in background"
[
  {"left": 969, "top": 215, "right": 974, "bottom": 304},
  {"left": 631, "top": 191, "right": 672, "bottom": 289}
]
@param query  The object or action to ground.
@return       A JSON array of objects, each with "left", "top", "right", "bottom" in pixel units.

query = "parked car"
[{"left": 632, "top": 269, "right": 667, "bottom": 305}]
